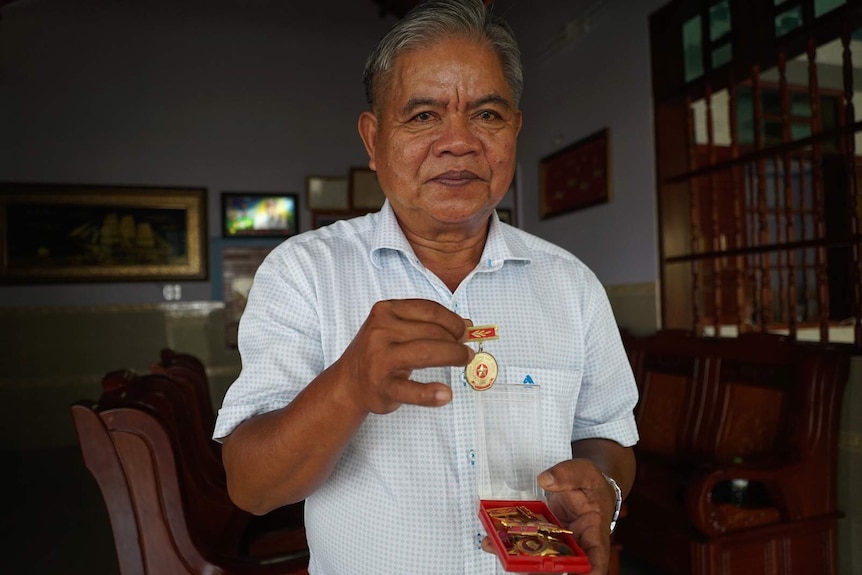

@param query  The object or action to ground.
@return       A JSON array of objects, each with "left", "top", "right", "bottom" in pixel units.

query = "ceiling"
[
  {"left": 376, "top": 0, "right": 495, "bottom": 18},
  {"left": 371, "top": 0, "right": 423, "bottom": 18},
  {"left": 0, "top": 0, "right": 492, "bottom": 19}
]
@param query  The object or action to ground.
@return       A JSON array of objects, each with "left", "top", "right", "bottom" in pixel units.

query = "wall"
[
  {"left": 0, "top": 302, "right": 238, "bottom": 450},
  {"left": 0, "top": 0, "right": 664, "bottom": 316},
  {"left": 0, "top": 0, "right": 395, "bottom": 306},
  {"left": 0, "top": 0, "right": 666, "bottom": 454},
  {"left": 504, "top": 0, "right": 666, "bottom": 290}
]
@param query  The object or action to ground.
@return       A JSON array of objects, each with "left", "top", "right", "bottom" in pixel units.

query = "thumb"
[
  {"left": 537, "top": 461, "right": 574, "bottom": 492},
  {"left": 538, "top": 459, "right": 601, "bottom": 493}
]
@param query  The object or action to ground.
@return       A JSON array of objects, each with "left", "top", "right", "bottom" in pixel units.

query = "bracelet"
[{"left": 602, "top": 473, "right": 622, "bottom": 533}]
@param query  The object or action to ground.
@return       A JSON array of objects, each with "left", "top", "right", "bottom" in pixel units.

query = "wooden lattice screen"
[{"left": 650, "top": 0, "right": 862, "bottom": 347}]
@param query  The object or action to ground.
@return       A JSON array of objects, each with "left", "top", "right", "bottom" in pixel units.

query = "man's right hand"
[
  {"left": 333, "top": 298, "right": 474, "bottom": 414},
  {"left": 222, "top": 298, "right": 472, "bottom": 512}
]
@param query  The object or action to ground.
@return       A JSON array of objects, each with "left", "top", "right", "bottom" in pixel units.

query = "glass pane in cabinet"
[
  {"left": 710, "top": 1, "right": 731, "bottom": 41},
  {"left": 814, "top": 0, "right": 845, "bottom": 18},
  {"left": 683, "top": 16, "right": 704, "bottom": 82},
  {"left": 775, "top": 7, "right": 803, "bottom": 37}
]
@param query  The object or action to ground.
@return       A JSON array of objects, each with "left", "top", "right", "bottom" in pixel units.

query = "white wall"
[{"left": 504, "top": 0, "right": 666, "bottom": 286}]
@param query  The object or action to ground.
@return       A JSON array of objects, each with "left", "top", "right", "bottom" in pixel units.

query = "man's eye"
[
  {"left": 412, "top": 111, "right": 434, "bottom": 122},
  {"left": 476, "top": 110, "right": 501, "bottom": 121}
]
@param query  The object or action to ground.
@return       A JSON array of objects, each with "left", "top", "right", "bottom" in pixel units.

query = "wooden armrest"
[{"left": 685, "top": 464, "right": 804, "bottom": 536}]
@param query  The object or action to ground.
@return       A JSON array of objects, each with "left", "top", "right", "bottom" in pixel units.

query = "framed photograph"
[
  {"left": 496, "top": 208, "right": 513, "bottom": 225},
  {"left": 313, "top": 211, "right": 365, "bottom": 229},
  {"left": 221, "top": 246, "right": 272, "bottom": 348},
  {"left": 539, "top": 128, "right": 610, "bottom": 219},
  {"left": 349, "top": 167, "right": 386, "bottom": 211},
  {"left": 0, "top": 183, "right": 207, "bottom": 283},
  {"left": 307, "top": 176, "right": 349, "bottom": 211},
  {"left": 222, "top": 192, "right": 298, "bottom": 238}
]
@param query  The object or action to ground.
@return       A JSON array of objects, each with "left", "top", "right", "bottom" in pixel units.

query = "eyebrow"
[{"left": 401, "top": 94, "right": 513, "bottom": 115}]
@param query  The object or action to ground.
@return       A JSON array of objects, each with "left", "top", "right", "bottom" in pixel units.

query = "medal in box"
[
  {"left": 479, "top": 500, "right": 590, "bottom": 573},
  {"left": 474, "top": 382, "right": 591, "bottom": 573}
]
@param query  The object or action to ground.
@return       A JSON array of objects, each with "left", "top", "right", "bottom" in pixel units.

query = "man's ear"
[{"left": 357, "top": 111, "right": 379, "bottom": 171}]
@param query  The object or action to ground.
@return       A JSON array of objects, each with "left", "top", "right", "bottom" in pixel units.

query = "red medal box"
[{"left": 479, "top": 499, "right": 591, "bottom": 573}]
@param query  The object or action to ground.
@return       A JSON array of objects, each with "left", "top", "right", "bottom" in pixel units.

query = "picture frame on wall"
[
  {"left": 221, "top": 192, "right": 298, "bottom": 239},
  {"left": 0, "top": 182, "right": 207, "bottom": 283},
  {"left": 221, "top": 246, "right": 273, "bottom": 348},
  {"left": 539, "top": 128, "right": 611, "bottom": 219},
  {"left": 349, "top": 167, "right": 386, "bottom": 211},
  {"left": 307, "top": 176, "right": 349, "bottom": 211}
]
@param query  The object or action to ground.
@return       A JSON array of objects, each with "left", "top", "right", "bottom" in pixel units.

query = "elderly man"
[{"left": 214, "top": 1, "right": 638, "bottom": 573}]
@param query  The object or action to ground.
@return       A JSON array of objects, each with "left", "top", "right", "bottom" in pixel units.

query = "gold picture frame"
[
  {"left": 0, "top": 183, "right": 207, "bottom": 283},
  {"left": 307, "top": 176, "right": 350, "bottom": 211},
  {"left": 349, "top": 167, "right": 386, "bottom": 211}
]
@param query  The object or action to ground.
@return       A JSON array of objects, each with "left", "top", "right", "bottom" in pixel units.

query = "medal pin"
[{"left": 465, "top": 325, "right": 499, "bottom": 391}]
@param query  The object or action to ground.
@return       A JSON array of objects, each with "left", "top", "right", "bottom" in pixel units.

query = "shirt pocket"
[{"left": 497, "top": 365, "right": 583, "bottom": 468}]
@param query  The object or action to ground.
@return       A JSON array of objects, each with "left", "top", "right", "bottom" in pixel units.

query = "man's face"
[{"left": 359, "top": 37, "right": 522, "bottom": 235}]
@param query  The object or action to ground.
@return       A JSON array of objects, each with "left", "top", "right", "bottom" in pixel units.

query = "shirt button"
[
  {"left": 468, "top": 449, "right": 476, "bottom": 466},
  {"left": 475, "top": 532, "right": 484, "bottom": 548}
]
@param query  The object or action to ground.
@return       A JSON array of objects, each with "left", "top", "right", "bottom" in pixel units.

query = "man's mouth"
[{"left": 432, "top": 170, "right": 481, "bottom": 185}]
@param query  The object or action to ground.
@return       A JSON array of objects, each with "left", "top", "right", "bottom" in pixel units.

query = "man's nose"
[{"left": 432, "top": 116, "right": 481, "bottom": 155}]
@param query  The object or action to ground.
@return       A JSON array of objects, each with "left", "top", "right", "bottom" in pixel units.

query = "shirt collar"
[{"left": 370, "top": 201, "right": 532, "bottom": 270}]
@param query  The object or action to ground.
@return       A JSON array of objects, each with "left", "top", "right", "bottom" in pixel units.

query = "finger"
[
  {"left": 384, "top": 299, "right": 469, "bottom": 340},
  {"left": 578, "top": 525, "right": 609, "bottom": 575},
  {"left": 547, "top": 490, "right": 609, "bottom": 575},
  {"left": 538, "top": 459, "right": 604, "bottom": 493},
  {"left": 480, "top": 536, "right": 495, "bottom": 555},
  {"left": 389, "top": 339, "right": 475, "bottom": 370},
  {"left": 384, "top": 378, "right": 452, "bottom": 407}
]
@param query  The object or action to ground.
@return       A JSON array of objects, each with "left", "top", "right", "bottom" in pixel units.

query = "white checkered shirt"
[{"left": 214, "top": 201, "right": 639, "bottom": 575}]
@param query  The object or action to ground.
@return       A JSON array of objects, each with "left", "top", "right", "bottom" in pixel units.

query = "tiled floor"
[{"left": 0, "top": 447, "right": 663, "bottom": 575}]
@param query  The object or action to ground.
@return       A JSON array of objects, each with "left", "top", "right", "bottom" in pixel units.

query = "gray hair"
[{"left": 363, "top": 0, "right": 523, "bottom": 111}]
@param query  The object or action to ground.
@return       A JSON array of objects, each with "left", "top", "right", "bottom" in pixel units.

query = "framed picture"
[
  {"left": 221, "top": 246, "right": 272, "bottom": 347},
  {"left": 222, "top": 192, "right": 298, "bottom": 238},
  {"left": 313, "top": 211, "right": 365, "bottom": 229},
  {"left": 539, "top": 128, "right": 611, "bottom": 219},
  {"left": 349, "top": 167, "right": 386, "bottom": 211},
  {"left": 307, "top": 176, "right": 349, "bottom": 211},
  {"left": 0, "top": 183, "right": 207, "bottom": 283}
]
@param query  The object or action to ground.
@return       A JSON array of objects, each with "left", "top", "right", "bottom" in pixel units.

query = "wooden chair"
[
  {"left": 101, "top": 368, "right": 306, "bottom": 558},
  {"left": 150, "top": 350, "right": 306, "bottom": 547},
  {"left": 152, "top": 348, "right": 215, "bottom": 434},
  {"left": 71, "top": 398, "right": 308, "bottom": 575},
  {"left": 616, "top": 330, "right": 851, "bottom": 575},
  {"left": 149, "top": 349, "right": 219, "bottom": 460}
]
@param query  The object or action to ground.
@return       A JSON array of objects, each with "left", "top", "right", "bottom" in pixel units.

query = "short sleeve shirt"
[{"left": 214, "top": 201, "right": 639, "bottom": 575}]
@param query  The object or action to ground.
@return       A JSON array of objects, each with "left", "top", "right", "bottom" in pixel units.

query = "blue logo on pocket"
[{"left": 523, "top": 375, "right": 535, "bottom": 385}]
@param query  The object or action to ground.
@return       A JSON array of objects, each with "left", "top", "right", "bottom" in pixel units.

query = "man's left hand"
[
  {"left": 537, "top": 459, "right": 616, "bottom": 575},
  {"left": 479, "top": 458, "right": 615, "bottom": 575}
]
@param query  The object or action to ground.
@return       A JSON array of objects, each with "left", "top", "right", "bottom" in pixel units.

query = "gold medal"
[
  {"left": 514, "top": 536, "right": 551, "bottom": 556},
  {"left": 466, "top": 351, "right": 498, "bottom": 391},
  {"left": 465, "top": 325, "right": 499, "bottom": 391}
]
